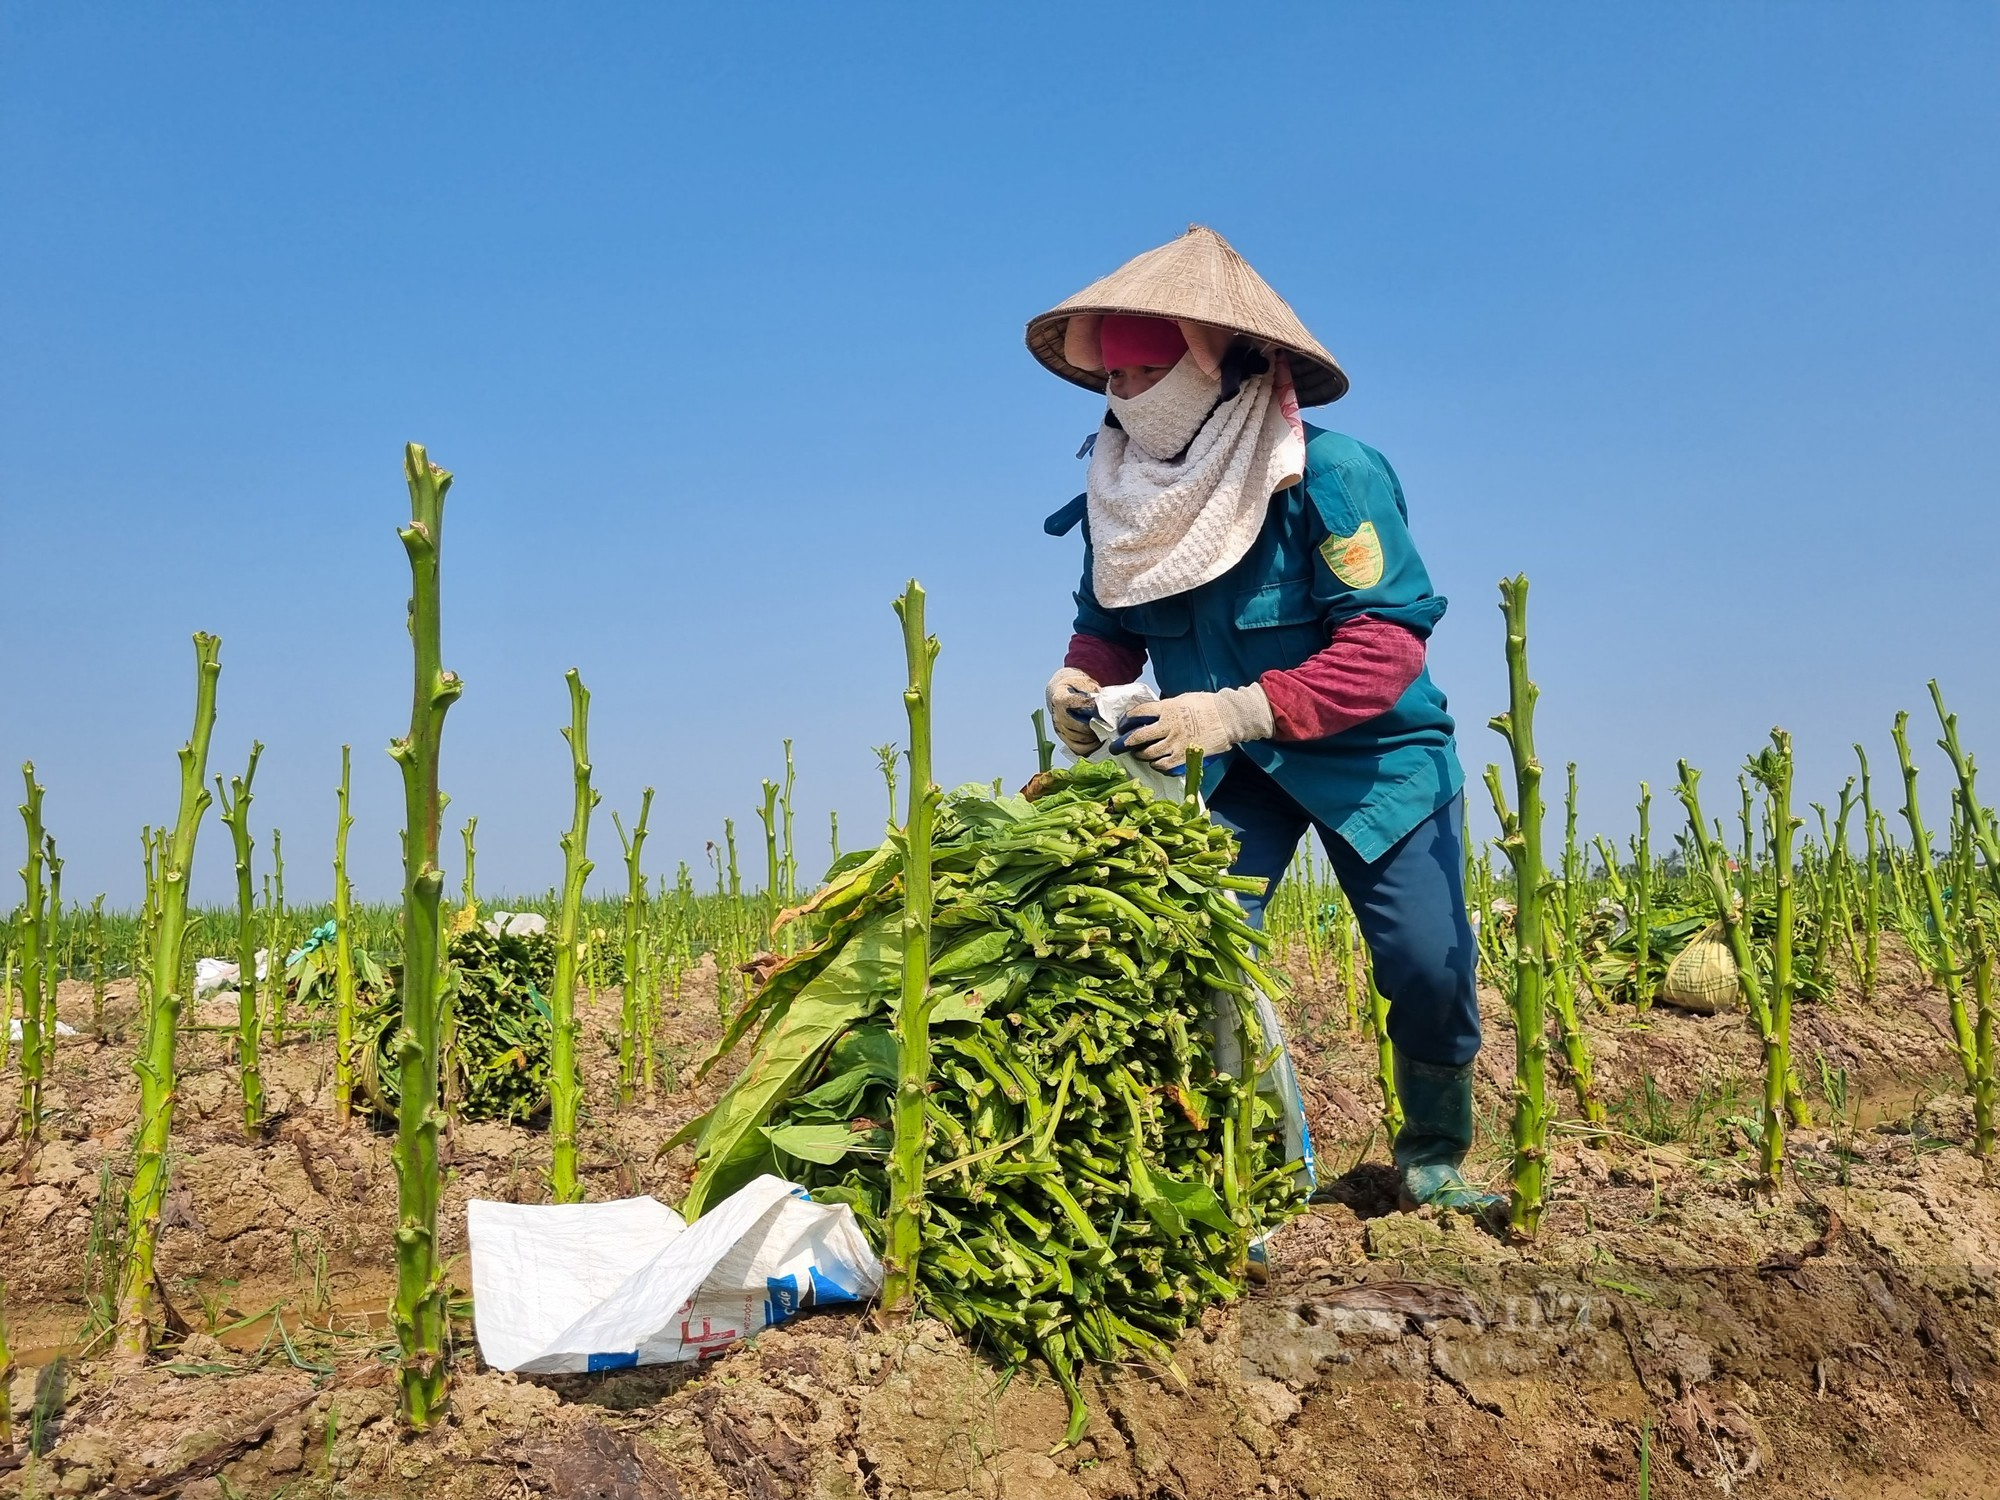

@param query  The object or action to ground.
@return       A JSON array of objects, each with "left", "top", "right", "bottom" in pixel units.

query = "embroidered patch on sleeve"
[{"left": 1319, "top": 521, "right": 1385, "bottom": 589}]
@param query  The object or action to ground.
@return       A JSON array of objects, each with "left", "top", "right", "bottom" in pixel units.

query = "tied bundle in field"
[
  {"left": 360, "top": 921, "right": 555, "bottom": 1125},
  {"left": 677, "top": 760, "right": 1306, "bottom": 1440}
]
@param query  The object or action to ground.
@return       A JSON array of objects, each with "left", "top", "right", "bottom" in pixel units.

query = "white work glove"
[
  {"left": 1110, "top": 685, "right": 1274, "bottom": 772},
  {"left": 1045, "top": 668, "right": 1102, "bottom": 757}
]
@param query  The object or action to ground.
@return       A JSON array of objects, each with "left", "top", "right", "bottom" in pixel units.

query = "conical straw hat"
[{"left": 1025, "top": 225, "right": 1348, "bottom": 407}]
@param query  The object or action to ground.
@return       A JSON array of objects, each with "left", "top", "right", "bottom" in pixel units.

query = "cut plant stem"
[
  {"left": 1032, "top": 708, "right": 1057, "bottom": 775},
  {"left": 460, "top": 815, "right": 478, "bottom": 912},
  {"left": 1362, "top": 948, "right": 1401, "bottom": 1140},
  {"left": 16, "top": 763, "right": 49, "bottom": 1144},
  {"left": 40, "top": 835, "right": 60, "bottom": 1083},
  {"left": 268, "top": 827, "right": 287, "bottom": 1035},
  {"left": 875, "top": 742, "right": 900, "bottom": 828},
  {"left": 615, "top": 788, "right": 655, "bottom": 1109},
  {"left": 1632, "top": 783, "right": 1653, "bottom": 1010},
  {"left": 333, "top": 745, "right": 358, "bottom": 1123},
  {"left": 1931, "top": 680, "right": 2000, "bottom": 910},
  {"left": 780, "top": 739, "right": 798, "bottom": 905},
  {"left": 1675, "top": 760, "right": 1797, "bottom": 1188},
  {"left": 216, "top": 741, "right": 266, "bottom": 1134},
  {"left": 550, "top": 668, "right": 598, "bottom": 1202},
  {"left": 117, "top": 631, "right": 222, "bottom": 1360},
  {"left": 387, "top": 444, "right": 462, "bottom": 1427},
  {"left": 1967, "top": 917, "right": 1996, "bottom": 1157},
  {"left": 1748, "top": 730, "right": 1801, "bottom": 1184},
  {"left": 758, "top": 778, "right": 781, "bottom": 934},
  {"left": 1891, "top": 711, "right": 1975, "bottom": 1085},
  {"left": 1485, "top": 575, "right": 1550, "bottom": 1236},
  {"left": 88, "top": 894, "right": 106, "bottom": 1039},
  {"left": 882, "top": 580, "right": 940, "bottom": 1313},
  {"left": 1541, "top": 919, "right": 1604, "bottom": 1124},
  {"left": 1855, "top": 745, "right": 1881, "bottom": 995}
]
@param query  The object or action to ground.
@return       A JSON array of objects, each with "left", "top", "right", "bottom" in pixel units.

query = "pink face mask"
[{"left": 1098, "top": 314, "right": 1188, "bottom": 370}]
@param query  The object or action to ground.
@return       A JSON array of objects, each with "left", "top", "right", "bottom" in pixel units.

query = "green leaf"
[
  {"left": 931, "top": 929, "right": 1015, "bottom": 979},
  {"left": 761, "top": 1122, "right": 869, "bottom": 1165},
  {"left": 683, "top": 911, "right": 901, "bottom": 1217},
  {"left": 1147, "top": 1169, "right": 1236, "bottom": 1235}
]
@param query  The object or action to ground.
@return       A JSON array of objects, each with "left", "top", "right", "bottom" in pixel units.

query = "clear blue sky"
[{"left": 3, "top": 5, "right": 1996, "bottom": 907}]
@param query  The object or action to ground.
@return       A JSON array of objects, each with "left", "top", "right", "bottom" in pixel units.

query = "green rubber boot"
[{"left": 1393, "top": 1051, "right": 1505, "bottom": 1217}]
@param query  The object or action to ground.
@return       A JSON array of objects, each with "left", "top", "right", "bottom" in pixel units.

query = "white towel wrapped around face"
[{"left": 1085, "top": 356, "right": 1306, "bottom": 610}]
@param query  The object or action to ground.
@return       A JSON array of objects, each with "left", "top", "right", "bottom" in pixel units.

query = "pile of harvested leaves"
[
  {"left": 679, "top": 760, "right": 1305, "bottom": 1440},
  {"left": 361, "top": 921, "right": 554, "bottom": 1124}
]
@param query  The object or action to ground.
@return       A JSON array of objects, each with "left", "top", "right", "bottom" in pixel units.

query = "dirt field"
[{"left": 3, "top": 942, "right": 1997, "bottom": 1499}]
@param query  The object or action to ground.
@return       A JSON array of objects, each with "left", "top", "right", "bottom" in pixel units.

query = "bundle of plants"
[
  {"left": 288, "top": 919, "right": 389, "bottom": 1013},
  {"left": 360, "top": 920, "right": 555, "bottom": 1124},
  {"left": 676, "top": 759, "right": 1306, "bottom": 1442}
]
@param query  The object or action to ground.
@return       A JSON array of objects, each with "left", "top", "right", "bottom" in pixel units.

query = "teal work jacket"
[{"left": 1047, "top": 425, "right": 1464, "bottom": 864}]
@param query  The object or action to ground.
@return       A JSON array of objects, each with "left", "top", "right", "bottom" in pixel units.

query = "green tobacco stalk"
[
  {"left": 1738, "top": 776, "right": 1756, "bottom": 909},
  {"left": 1931, "top": 681, "right": 2000, "bottom": 909},
  {"left": 875, "top": 742, "right": 900, "bottom": 828},
  {"left": 1748, "top": 731, "right": 1800, "bottom": 1185},
  {"left": 1032, "top": 708, "right": 1056, "bottom": 775},
  {"left": 1485, "top": 575, "right": 1550, "bottom": 1236},
  {"left": 882, "top": 581, "right": 940, "bottom": 1312},
  {"left": 615, "top": 788, "right": 655, "bottom": 1109},
  {"left": 388, "top": 445, "right": 462, "bottom": 1427},
  {"left": 267, "top": 827, "right": 286, "bottom": 1035},
  {"left": 140, "top": 826, "right": 166, "bottom": 1004},
  {"left": 117, "top": 631, "right": 222, "bottom": 1359},
  {"left": 758, "top": 779, "right": 781, "bottom": 933},
  {"left": 1362, "top": 950, "right": 1401, "bottom": 1139},
  {"left": 1541, "top": 919, "right": 1604, "bottom": 1124},
  {"left": 16, "top": 764, "right": 48, "bottom": 1143},
  {"left": 1827, "top": 780, "right": 1860, "bottom": 983},
  {"left": 88, "top": 894, "right": 106, "bottom": 1039},
  {"left": 1633, "top": 783, "right": 1654, "bottom": 1011},
  {"left": 0, "top": 943, "right": 12, "bottom": 1077},
  {"left": 1341, "top": 905, "right": 1363, "bottom": 1029},
  {"left": 1967, "top": 918, "right": 1996, "bottom": 1157},
  {"left": 1855, "top": 746, "right": 1881, "bottom": 995},
  {"left": 780, "top": 740, "right": 798, "bottom": 906},
  {"left": 550, "top": 669, "right": 598, "bottom": 1203},
  {"left": 42, "top": 836, "right": 60, "bottom": 1078},
  {"left": 216, "top": 741, "right": 266, "bottom": 1134},
  {"left": 1675, "top": 761, "right": 1800, "bottom": 1187},
  {"left": 1927, "top": 683, "right": 1998, "bottom": 1127},
  {"left": 334, "top": 745, "right": 358, "bottom": 1124},
  {"left": 1561, "top": 762, "right": 1584, "bottom": 955},
  {"left": 1891, "top": 711, "right": 1975, "bottom": 1083},
  {"left": 460, "top": 816, "right": 478, "bottom": 912}
]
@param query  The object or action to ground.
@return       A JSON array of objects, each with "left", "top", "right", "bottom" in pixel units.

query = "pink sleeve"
[
  {"left": 1064, "top": 632, "right": 1147, "bottom": 685},
  {"left": 1259, "top": 614, "right": 1426, "bottom": 742}
]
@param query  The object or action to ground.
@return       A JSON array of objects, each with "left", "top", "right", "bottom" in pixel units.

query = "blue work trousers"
[{"left": 1207, "top": 759, "right": 1482, "bottom": 1069}]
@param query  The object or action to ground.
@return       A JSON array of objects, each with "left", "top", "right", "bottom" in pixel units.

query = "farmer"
[{"left": 1030, "top": 226, "right": 1496, "bottom": 1215}]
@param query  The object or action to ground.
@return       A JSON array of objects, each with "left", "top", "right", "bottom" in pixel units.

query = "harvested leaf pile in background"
[
  {"left": 361, "top": 923, "right": 555, "bottom": 1124},
  {"left": 680, "top": 760, "right": 1305, "bottom": 1440}
]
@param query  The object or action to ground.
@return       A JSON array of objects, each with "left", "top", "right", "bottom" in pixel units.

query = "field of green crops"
[{"left": 4, "top": 445, "right": 1999, "bottom": 1498}]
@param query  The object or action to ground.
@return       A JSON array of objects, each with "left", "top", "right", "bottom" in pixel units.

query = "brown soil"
[{"left": 3, "top": 940, "right": 1997, "bottom": 1499}]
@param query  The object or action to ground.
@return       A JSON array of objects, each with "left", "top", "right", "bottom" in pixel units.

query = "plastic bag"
[
  {"left": 467, "top": 1174, "right": 881, "bottom": 1374},
  {"left": 193, "top": 951, "right": 272, "bottom": 1000},
  {"left": 8, "top": 1019, "right": 77, "bottom": 1041},
  {"left": 1074, "top": 680, "right": 1188, "bottom": 803},
  {"left": 1208, "top": 981, "right": 1316, "bottom": 1191},
  {"left": 483, "top": 910, "right": 550, "bottom": 938}
]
